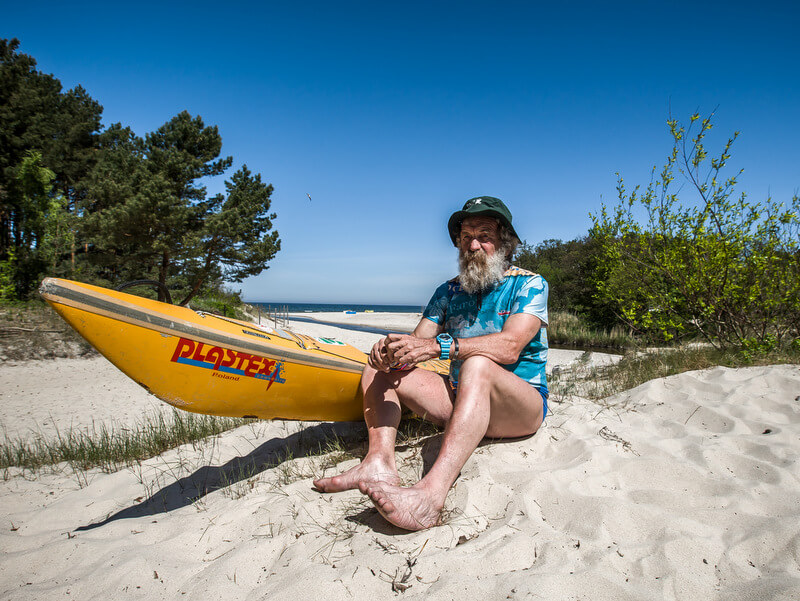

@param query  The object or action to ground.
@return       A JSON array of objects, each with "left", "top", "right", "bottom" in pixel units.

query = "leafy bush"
[
  {"left": 591, "top": 112, "right": 800, "bottom": 350},
  {"left": 0, "top": 248, "right": 16, "bottom": 302}
]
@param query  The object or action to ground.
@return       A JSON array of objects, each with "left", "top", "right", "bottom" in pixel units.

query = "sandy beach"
[{"left": 1, "top": 313, "right": 799, "bottom": 599}]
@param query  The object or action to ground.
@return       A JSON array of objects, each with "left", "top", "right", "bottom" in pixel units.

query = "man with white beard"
[{"left": 314, "top": 196, "right": 549, "bottom": 531}]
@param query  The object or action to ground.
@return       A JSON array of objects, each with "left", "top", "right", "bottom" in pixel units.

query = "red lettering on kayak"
[
  {"left": 258, "top": 359, "right": 276, "bottom": 376},
  {"left": 229, "top": 351, "right": 246, "bottom": 370},
  {"left": 170, "top": 338, "right": 286, "bottom": 386},
  {"left": 221, "top": 349, "right": 237, "bottom": 368},
  {"left": 245, "top": 356, "right": 262, "bottom": 377},
  {"left": 205, "top": 346, "right": 226, "bottom": 370},
  {"left": 192, "top": 342, "right": 208, "bottom": 362},
  {"left": 171, "top": 338, "right": 195, "bottom": 362}
]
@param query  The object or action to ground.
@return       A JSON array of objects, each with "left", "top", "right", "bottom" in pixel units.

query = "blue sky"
[{"left": 4, "top": 1, "right": 799, "bottom": 304}]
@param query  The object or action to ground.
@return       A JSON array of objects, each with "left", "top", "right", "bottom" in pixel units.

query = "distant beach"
[{"left": 250, "top": 301, "right": 425, "bottom": 314}]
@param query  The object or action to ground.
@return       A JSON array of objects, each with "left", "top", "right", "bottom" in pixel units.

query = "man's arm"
[
  {"left": 412, "top": 316, "right": 441, "bottom": 339},
  {"left": 454, "top": 313, "right": 541, "bottom": 365},
  {"left": 385, "top": 313, "right": 541, "bottom": 367}
]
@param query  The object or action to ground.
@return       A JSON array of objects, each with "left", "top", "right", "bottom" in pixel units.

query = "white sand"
[
  {"left": 288, "top": 310, "right": 423, "bottom": 334},
  {"left": 0, "top": 357, "right": 172, "bottom": 442},
  {"left": 2, "top": 315, "right": 799, "bottom": 599}
]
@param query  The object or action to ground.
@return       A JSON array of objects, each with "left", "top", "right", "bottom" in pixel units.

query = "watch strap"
[{"left": 437, "top": 334, "right": 452, "bottom": 360}]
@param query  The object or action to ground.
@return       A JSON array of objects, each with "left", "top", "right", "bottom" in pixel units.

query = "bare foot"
[
  {"left": 359, "top": 481, "right": 443, "bottom": 531},
  {"left": 313, "top": 456, "right": 400, "bottom": 493}
]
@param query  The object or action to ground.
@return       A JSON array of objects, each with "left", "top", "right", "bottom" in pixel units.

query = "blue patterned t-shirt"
[{"left": 422, "top": 267, "right": 549, "bottom": 390}]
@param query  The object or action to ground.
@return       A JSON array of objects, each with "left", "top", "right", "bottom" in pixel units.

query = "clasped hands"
[{"left": 368, "top": 333, "right": 439, "bottom": 372}]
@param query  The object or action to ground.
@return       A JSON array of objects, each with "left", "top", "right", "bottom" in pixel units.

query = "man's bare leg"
[
  {"left": 313, "top": 365, "right": 454, "bottom": 492},
  {"left": 360, "top": 356, "right": 544, "bottom": 530}
]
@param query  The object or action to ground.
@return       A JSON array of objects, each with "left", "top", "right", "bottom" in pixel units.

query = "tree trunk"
[
  {"left": 158, "top": 250, "right": 169, "bottom": 302},
  {"left": 179, "top": 245, "right": 216, "bottom": 306},
  {"left": 179, "top": 277, "right": 205, "bottom": 307}
]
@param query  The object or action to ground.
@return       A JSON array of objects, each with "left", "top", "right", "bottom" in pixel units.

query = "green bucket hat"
[{"left": 447, "top": 196, "right": 519, "bottom": 246}]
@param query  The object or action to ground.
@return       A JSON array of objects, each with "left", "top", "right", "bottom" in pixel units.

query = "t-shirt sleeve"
[
  {"left": 512, "top": 275, "right": 548, "bottom": 326},
  {"left": 422, "top": 281, "right": 451, "bottom": 325}
]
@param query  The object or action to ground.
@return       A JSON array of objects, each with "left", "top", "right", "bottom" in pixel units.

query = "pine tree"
[
  {"left": 0, "top": 38, "right": 102, "bottom": 296},
  {"left": 179, "top": 165, "right": 280, "bottom": 305}
]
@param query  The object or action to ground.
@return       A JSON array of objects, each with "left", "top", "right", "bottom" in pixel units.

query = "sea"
[{"left": 249, "top": 302, "right": 424, "bottom": 314}]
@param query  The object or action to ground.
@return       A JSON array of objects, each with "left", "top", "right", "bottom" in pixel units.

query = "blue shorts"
[{"left": 448, "top": 377, "right": 548, "bottom": 417}]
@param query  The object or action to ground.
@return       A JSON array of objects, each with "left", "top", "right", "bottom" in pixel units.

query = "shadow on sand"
[
  {"left": 75, "top": 421, "right": 367, "bottom": 532},
  {"left": 75, "top": 419, "right": 531, "bottom": 533}
]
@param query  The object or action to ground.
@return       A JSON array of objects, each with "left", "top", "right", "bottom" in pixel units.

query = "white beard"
[{"left": 458, "top": 248, "right": 508, "bottom": 294}]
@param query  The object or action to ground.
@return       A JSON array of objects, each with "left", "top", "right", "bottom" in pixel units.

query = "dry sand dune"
[{"left": 1, "top": 317, "right": 799, "bottom": 600}]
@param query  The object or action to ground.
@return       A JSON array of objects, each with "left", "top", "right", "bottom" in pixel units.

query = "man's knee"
[
  {"left": 361, "top": 364, "right": 402, "bottom": 393},
  {"left": 458, "top": 355, "right": 496, "bottom": 380},
  {"left": 361, "top": 364, "right": 384, "bottom": 390}
]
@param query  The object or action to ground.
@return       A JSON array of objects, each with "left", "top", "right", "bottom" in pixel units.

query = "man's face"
[
  {"left": 457, "top": 216, "right": 507, "bottom": 294},
  {"left": 458, "top": 216, "right": 500, "bottom": 257}
]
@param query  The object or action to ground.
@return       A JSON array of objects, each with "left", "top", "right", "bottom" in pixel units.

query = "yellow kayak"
[{"left": 39, "top": 278, "right": 448, "bottom": 422}]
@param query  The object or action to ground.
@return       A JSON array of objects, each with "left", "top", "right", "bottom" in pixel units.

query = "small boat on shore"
[{"left": 39, "top": 278, "right": 448, "bottom": 421}]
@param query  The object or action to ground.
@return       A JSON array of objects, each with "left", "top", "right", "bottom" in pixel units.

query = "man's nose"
[{"left": 470, "top": 238, "right": 482, "bottom": 251}]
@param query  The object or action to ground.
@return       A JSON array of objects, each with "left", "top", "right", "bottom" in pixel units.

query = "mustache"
[
  {"left": 457, "top": 247, "right": 507, "bottom": 294},
  {"left": 461, "top": 248, "right": 488, "bottom": 262}
]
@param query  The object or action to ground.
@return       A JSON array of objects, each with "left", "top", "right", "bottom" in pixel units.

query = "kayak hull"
[{"left": 40, "top": 278, "right": 372, "bottom": 421}]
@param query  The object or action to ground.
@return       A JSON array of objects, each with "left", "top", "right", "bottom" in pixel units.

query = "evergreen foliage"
[
  {"left": 0, "top": 38, "right": 280, "bottom": 302},
  {"left": 1, "top": 38, "right": 102, "bottom": 296},
  {"left": 178, "top": 165, "right": 280, "bottom": 306}
]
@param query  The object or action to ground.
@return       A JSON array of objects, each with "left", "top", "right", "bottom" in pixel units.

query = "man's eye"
[{"left": 461, "top": 233, "right": 492, "bottom": 243}]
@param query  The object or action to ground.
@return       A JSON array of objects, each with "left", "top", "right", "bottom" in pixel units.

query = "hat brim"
[{"left": 447, "top": 208, "right": 519, "bottom": 246}]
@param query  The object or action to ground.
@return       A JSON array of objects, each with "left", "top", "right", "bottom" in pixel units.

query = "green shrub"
[{"left": 591, "top": 112, "right": 800, "bottom": 350}]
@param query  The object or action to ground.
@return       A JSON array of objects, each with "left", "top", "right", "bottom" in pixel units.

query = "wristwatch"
[{"left": 436, "top": 333, "right": 454, "bottom": 360}]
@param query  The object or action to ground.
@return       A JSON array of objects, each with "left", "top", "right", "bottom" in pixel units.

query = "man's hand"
[
  {"left": 367, "top": 317, "right": 442, "bottom": 373},
  {"left": 385, "top": 333, "right": 438, "bottom": 367},
  {"left": 368, "top": 337, "right": 394, "bottom": 372}
]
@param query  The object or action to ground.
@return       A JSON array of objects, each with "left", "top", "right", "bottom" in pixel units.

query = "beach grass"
[
  {"left": 547, "top": 310, "right": 636, "bottom": 349},
  {"left": 550, "top": 344, "right": 800, "bottom": 402},
  {"left": 0, "top": 409, "right": 251, "bottom": 473},
  {"left": 187, "top": 286, "right": 249, "bottom": 320},
  {"left": 0, "top": 408, "right": 442, "bottom": 492}
]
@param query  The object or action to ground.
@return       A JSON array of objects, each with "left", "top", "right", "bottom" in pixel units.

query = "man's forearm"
[
  {"left": 453, "top": 314, "right": 542, "bottom": 366},
  {"left": 390, "top": 315, "right": 540, "bottom": 367},
  {"left": 453, "top": 332, "right": 525, "bottom": 365}
]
